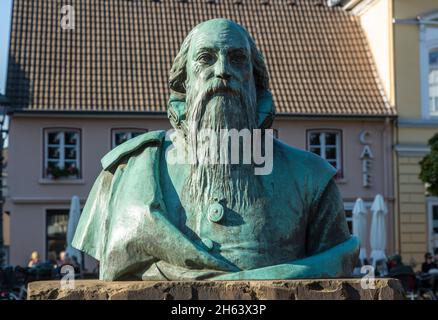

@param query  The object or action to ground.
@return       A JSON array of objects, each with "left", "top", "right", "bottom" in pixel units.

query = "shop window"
[
  {"left": 432, "top": 205, "right": 438, "bottom": 234},
  {"left": 46, "top": 209, "right": 69, "bottom": 262},
  {"left": 429, "top": 202, "right": 438, "bottom": 252}
]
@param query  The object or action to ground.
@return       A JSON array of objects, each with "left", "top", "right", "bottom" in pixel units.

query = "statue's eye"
[
  {"left": 197, "top": 52, "right": 215, "bottom": 65},
  {"left": 229, "top": 52, "right": 247, "bottom": 65}
]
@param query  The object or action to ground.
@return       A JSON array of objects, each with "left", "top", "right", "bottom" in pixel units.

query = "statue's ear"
[
  {"left": 257, "top": 90, "right": 275, "bottom": 129},
  {"left": 167, "top": 93, "right": 187, "bottom": 131}
]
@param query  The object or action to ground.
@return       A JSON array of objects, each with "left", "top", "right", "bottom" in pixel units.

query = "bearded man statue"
[{"left": 72, "top": 19, "right": 359, "bottom": 281}]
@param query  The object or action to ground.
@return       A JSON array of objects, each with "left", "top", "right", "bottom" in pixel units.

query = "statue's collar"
[{"left": 101, "top": 130, "right": 167, "bottom": 170}]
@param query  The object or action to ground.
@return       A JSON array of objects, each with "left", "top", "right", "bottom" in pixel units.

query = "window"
[
  {"left": 44, "top": 129, "right": 81, "bottom": 179},
  {"left": 419, "top": 12, "right": 438, "bottom": 118},
  {"left": 344, "top": 209, "right": 353, "bottom": 234},
  {"left": 46, "top": 209, "right": 69, "bottom": 262},
  {"left": 343, "top": 202, "right": 372, "bottom": 235},
  {"left": 429, "top": 49, "right": 438, "bottom": 116},
  {"left": 307, "top": 130, "right": 342, "bottom": 178},
  {"left": 433, "top": 204, "right": 438, "bottom": 234},
  {"left": 428, "top": 199, "right": 438, "bottom": 252},
  {"left": 111, "top": 128, "right": 148, "bottom": 148}
]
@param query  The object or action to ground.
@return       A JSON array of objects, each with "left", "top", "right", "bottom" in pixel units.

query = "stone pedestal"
[{"left": 28, "top": 278, "right": 405, "bottom": 300}]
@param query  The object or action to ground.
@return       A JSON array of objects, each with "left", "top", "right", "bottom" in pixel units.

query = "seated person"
[
  {"left": 388, "top": 254, "right": 415, "bottom": 277},
  {"left": 27, "top": 251, "right": 41, "bottom": 268},
  {"left": 421, "top": 252, "right": 437, "bottom": 274}
]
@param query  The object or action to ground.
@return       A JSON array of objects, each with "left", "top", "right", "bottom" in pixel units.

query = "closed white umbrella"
[
  {"left": 370, "top": 194, "right": 388, "bottom": 267},
  {"left": 66, "top": 195, "right": 82, "bottom": 267},
  {"left": 352, "top": 198, "right": 368, "bottom": 264}
]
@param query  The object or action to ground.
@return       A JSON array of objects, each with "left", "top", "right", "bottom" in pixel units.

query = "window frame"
[
  {"left": 428, "top": 48, "right": 438, "bottom": 116},
  {"left": 343, "top": 201, "right": 372, "bottom": 235},
  {"left": 45, "top": 209, "right": 70, "bottom": 262},
  {"left": 111, "top": 128, "right": 148, "bottom": 149},
  {"left": 427, "top": 197, "right": 438, "bottom": 253},
  {"left": 43, "top": 128, "right": 82, "bottom": 179},
  {"left": 419, "top": 15, "right": 438, "bottom": 119},
  {"left": 306, "top": 129, "right": 343, "bottom": 179}
]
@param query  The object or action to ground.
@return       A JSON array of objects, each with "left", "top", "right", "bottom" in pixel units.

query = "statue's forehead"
[{"left": 189, "top": 21, "right": 250, "bottom": 53}]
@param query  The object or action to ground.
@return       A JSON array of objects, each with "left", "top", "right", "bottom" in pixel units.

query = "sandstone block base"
[{"left": 28, "top": 278, "right": 405, "bottom": 300}]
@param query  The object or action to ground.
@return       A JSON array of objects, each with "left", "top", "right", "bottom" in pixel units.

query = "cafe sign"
[{"left": 360, "top": 131, "right": 373, "bottom": 188}]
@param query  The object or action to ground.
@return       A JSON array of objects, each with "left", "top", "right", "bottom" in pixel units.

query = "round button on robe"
[
  {"left": 201, "top": 238, "right": 214, "bottom": 251},
  {"left": 207, "top": 202, "right": 224, "bottom": 223}
]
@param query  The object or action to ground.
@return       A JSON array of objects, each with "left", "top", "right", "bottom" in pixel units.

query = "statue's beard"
[{"left": 182, "top": 80, "right": 263, "bottom": 212}]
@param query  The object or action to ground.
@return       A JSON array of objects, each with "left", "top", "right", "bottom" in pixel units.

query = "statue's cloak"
[
  {"left": 73, "top": 130, "right": 350, "bottom": 280},
  {"left": 73, "top": 131, "right": 236, "bottom": 279}
]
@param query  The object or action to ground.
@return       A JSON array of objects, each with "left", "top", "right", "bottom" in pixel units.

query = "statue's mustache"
[
  {"left": 186, "top": 78, "right": 256, "bottom": 133},
  {"left": 200, "top": 80, "right": 241, "bottom": 105}
]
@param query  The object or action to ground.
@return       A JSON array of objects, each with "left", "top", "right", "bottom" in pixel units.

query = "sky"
[{"left": 0, "top": 0, "right": 13, "bottom": 96}]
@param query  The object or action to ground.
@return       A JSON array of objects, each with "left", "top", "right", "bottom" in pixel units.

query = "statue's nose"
[
  {"left": 216, "top": 71, "right": 231, "bottom": 81},
  {"left": 214, "top": 57, "right": 232, "bottom": 81}
]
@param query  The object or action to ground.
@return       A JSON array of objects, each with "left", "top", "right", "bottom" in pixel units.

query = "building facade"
[
  {"left": 344, "top": 0, "right": 438, "bottom": 266},
  {"left": 394, "top": 1, "right": 438, "bottom": 265},
  {"left": 5, "top": 0, "right": 396, "bottom": 270}
]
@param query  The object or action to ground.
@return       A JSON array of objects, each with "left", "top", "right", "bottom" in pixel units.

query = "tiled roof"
[{"left": 6, "top": 0, "right": 395, "bottom": 116}]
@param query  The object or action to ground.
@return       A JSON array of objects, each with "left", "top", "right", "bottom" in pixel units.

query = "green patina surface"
[{"left": 72, "top": 19, "right": 359, "bottom": 281}]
